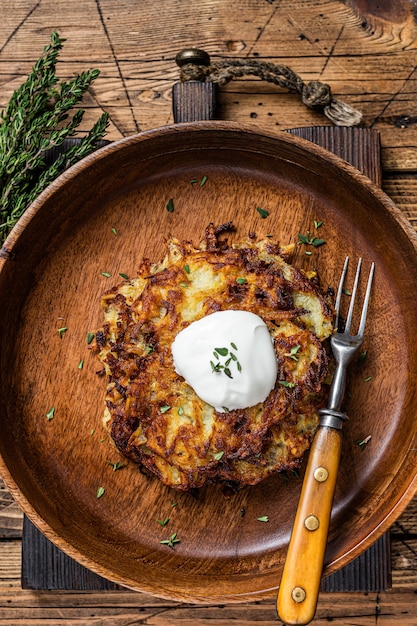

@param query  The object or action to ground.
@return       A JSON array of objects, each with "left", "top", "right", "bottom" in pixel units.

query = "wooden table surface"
[{"left": 1, "top": 1, "right": 417, "bottom": 623}]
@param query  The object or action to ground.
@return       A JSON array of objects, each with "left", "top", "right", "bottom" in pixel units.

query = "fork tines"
[{"left": 335, "top": 257, "right": 375, "bottom": 338}]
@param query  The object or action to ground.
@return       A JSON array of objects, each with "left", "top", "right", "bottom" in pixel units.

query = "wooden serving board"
[{"left": 21, "top": 125, "right": 391, "bottom": 593}]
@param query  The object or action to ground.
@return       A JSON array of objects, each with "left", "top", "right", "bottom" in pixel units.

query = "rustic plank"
[
  {"left": 0, "top": 0, "right": 415, "bottom": 170},
  {"left": 1, "top": 588, "right": 417, "bottom": 625},
  {"left": 0, "top": 478, "right": 23, "bottom": 540}
]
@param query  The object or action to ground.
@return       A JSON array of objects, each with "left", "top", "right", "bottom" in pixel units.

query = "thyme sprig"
[{"left": 0, "top": 31, "right": 109, "bottom": 244}]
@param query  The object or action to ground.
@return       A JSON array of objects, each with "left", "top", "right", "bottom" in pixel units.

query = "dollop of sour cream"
[{"left": 172, "top": 310, "right": 278, "bottom": 411}]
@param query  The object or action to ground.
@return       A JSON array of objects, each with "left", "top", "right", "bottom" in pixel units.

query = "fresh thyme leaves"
[
  {"left": 314, "top": 219, "right": 323, "bottom": 229},
  {"left": 78, "top": 359, "right": 84, "bottom": 370},
  {"left": 160, "top": 405, "right": 171, "bottom": 413},
  {"left": 166, "top": 198, "right": 175, "bottom": 213},
  {"left": 183, "top": 264, "right": 190, "bottom": 274},
  {"left": 285, "top": 345, "right": 301, "bottom": 361},
  {"left": 215, "top": 347, "right": 228, "bottom": 357},
  {"left": 101, "top": 271, "right": 111, "bottom": 278},
  {"left": 211, "top": 344, "right": 242, "bottom": 378},
  {"left": 96, "top": 486, "right": 105, "bottom": 499},
  {"left": 359, "top": 350, "right": 368, "bottom": 363},
  {"left": 256, "top": 207, "right": 269, "bottom": 219},
  {"left": 46, "top": 406, "right": 55, "bottom": 420},
  {"left": 58, "top": 326, "right": 68, "bottom": 338},
  {"left": 279, "top": 380, "right": 295, "bottom": 388},
  {"left": 160, "top": 532, "right": 180, "bottom": 549},
  {"left": 86, "top": 332, "right": 95, "bottom": 344},
  {"left": 297, "top": 231, "right": 326, "bottom": 248},
  {"left": 0, "top": 32, "right": 109, "bottom": 244},
  {"left": 109, "top": 461, "right": 125, "bottom": 471},
  {"left": 158, "top": 517, "right": 170, "bottom": 526},
  {"left": 236, "top": 277, "right": 247, "bottom": 284},
  {"left": 356, "top": 435, "right": 372, "bottom": 450},
  {"left": 214, "top": 451, "right": 224, "bottom": 460},
  {"left": 257, "top": 516, "right": 269, "bottom": 522},
  {"left": 111, "top": 228, "right": 118, "bottom": 235},
  {"left": 190, "top": 175, "right": 207, "bottom": 186},
  {"left": 119, "top": 273, "right": 129, "bottom": 280}
]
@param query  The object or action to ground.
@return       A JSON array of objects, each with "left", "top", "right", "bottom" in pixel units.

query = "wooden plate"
[{"left": 1, "top": 121, "right": 417, "bottom": 603}]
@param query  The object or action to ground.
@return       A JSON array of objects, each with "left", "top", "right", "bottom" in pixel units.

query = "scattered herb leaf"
[
  {"left": 230, "top": 342, "right": 238, "bottom": 351},
  {"left": 356, "top": 435, "right": 372, "bottom": 450},
  {"left": 279, "top": 380, "right": 295, "bottom": 388},
  {"left": 257, "top": 516, "right": 269, "bottom": 522},
  {"left": 364, "top": 376, "right": 372, "bottom": 382},
  {"left": 285, "top": 345, "right": 301, "bottom": 361},
  {"left": 58, "top": 326, "right": 67, "bottom": 338},
  {"left": 160, "top": 532, "right": 180, "bottom": 549},
  {"left": 112, "top": 227, "right": 118, "bottom": 235},
  {"left": 166, "top": 198, "right": 174, "bottom": 213},
  {"left": 90, "top": 428, "right": 95, "bottom": 435},
  {"left": 101, "top": 271, "right": 111, "bottom": 278},
  {"left": 184, "top": 264, "right": 190, "bottom": 274},
  {"left": 87, "top": 332, "right": 95, "bottom": 344},
  {"left": 297, "top": 231, "right": 326, "bottom": 247},
  {"left": 46, "top": 406, "right": 55, "bottom": 420},
  {"left": 256, "top": 207, "right": 269, "bottom": 219},
  {"left": 96, "top": 486, "right": 105, "bottom": 499},
  {"left": 119, "top": 273, "right": 129, "bottom": 280},
  {"left": 236, "top": 277, "right": 247, "bottom": 284},
  {"left": 160, "top": 405, "right": 171, "bottom": 413},
  {"left": 158, "top": 517, "right": 170, "bottom": 526},
  {"left": 215, "top": 347, "right": 229, "bottom": 357},
  {"left": 359, "top": 351, "right": 368, "bottom": 363},
  {"left": 214, "top": 451, "right": 224, "bottom": 460},
  {"left": 78, "top": 359, "right": 84, "bottom": 370},
  {"left": 109, "top": 461, "right": 125, "bottom": 471},
  {"left": 314, "top": 220, "right": 323, "bottom": 229},
  {"left": 178, "top": 406, "right": 184, "bottom": 416},
  {"left": 200, "top": 175, "right": 208, "bottom": 186}
]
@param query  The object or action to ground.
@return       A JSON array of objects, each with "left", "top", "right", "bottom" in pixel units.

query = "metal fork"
[{"left": 277, "top": 257, "right": 375, "bottom": 626}]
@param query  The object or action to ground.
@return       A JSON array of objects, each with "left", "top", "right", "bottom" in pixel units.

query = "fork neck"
[{"left": 318, "top": 407, "right": 348, "bottom": 430}]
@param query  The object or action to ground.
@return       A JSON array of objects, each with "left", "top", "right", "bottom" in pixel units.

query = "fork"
[{"left": 277, "top": 257, "right": 375, "bottom": 626}]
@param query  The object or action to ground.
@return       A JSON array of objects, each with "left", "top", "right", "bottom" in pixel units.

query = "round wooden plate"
[{"left": 1, "top": 122, "right": 417, "bottom": 603}]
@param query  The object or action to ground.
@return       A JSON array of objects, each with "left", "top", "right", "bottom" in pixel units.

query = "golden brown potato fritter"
[{"left": 96, "top": 223, "right": 334, "bottom": 490}]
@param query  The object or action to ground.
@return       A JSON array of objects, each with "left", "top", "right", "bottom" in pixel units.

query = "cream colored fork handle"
[{"left": 277, "top": 426, "right": 342, "bottom": 625}]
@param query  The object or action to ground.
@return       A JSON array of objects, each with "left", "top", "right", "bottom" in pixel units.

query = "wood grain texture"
[
  {"left": 0, "top": 0, "right": 416, "bottom": 170},
  {"left": 2, "top": 122, "right": 417, "bottom": 603},
  {"left": 1, "top": 0, "right": 417, "bottom": 623},
  {"left": 278, "top": 427, "right": 342, "bottom": 624}
]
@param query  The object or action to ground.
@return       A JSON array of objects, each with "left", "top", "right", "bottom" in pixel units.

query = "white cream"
[{"left": 172, "top": 310, "right": 278, "bottom": 411}]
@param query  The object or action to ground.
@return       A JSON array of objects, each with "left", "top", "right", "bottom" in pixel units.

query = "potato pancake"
[{"left": 95, "top": 223, "right": 334, "bottom": 490}]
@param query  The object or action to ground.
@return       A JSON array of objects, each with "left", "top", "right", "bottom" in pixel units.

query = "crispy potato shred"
[{"left": 95, "top": 223, "right": 334, "bottom": 490}]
